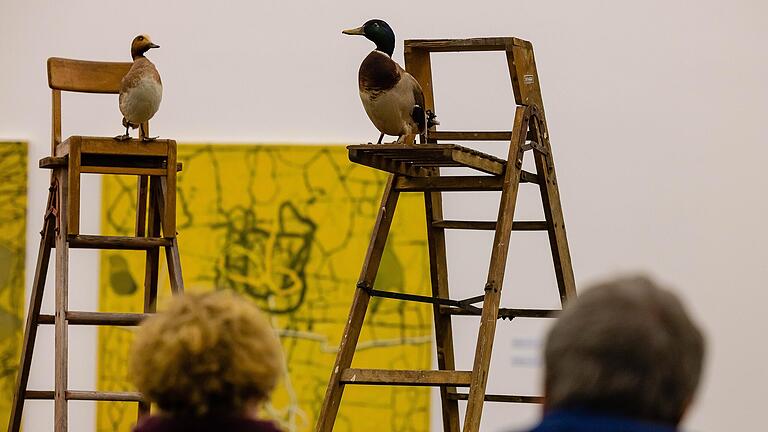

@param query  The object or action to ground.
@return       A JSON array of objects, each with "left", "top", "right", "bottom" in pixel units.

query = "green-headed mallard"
[
  {"left": 115, "top": 34, "right": 162, "bottom": 141},
  {"left": 343, "top": 19, "right": 438, "bottom": 144}
]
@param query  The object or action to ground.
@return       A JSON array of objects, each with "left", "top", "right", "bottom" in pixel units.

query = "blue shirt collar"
[{"left": 528, "top": 408, "right": 679, "bottom": 432}]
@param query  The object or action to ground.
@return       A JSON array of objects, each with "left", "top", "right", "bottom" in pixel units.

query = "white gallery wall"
[{"left": 1, "top": 0, "right": 767, "bottom": 430}]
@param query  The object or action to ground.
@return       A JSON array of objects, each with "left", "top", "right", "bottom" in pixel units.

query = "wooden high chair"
[{"left": 8, "top": 57, "right": 185, "bottom": 432}]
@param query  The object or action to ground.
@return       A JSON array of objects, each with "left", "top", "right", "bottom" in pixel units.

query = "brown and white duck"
[
  {"left": 343, "top": 19, "right": 438, "bottom": 144},
  {"left": 115, "top": 34, "right": 162, "bottom": 141}
]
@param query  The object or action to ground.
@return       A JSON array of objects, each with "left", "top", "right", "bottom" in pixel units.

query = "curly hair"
[{"left": 130, "top": 291, "right": 284, "bottom": 416}]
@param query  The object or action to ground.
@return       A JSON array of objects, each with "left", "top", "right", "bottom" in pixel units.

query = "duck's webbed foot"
[
  {"left": 138, "top": 123, "right": 159, "bottom": 142},
  {"left": 115, "top": 123, "right": 131, "bottom": 141},
  {"left": 367, "top": 133, "right": 385, "bottom": 145}
]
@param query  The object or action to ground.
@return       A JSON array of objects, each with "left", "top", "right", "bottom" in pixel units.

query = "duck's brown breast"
[{"left": 358, "top": 50, "right": 400, "bottom": 95}]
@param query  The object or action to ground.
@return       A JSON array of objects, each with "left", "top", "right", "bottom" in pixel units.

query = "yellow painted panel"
[
  {"left": 98, "top": 144, "right": 432, "bottom": 431},
  {"left": 0, "top": 142, "right": 27, "bottom": 431}
]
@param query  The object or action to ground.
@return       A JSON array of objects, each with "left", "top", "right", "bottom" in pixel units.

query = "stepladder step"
[
  {"left": 38, "top": 311, "right": 150, "bottom": 326},
  {"left": 67, "top": 235, "right": 171, "bottom": 250},
  {"left": 440, "top": 306, "right": 559, "bottom": 319},
  {"left": 393, "top": 171, "right": 540, "bottom": 192},
  {"left": 431, "top": 220, "right": 548, "bottom": 231},
  {"left": 447, "top": 392, "right": 543, "bottom": 404},
  {"left": 340, "top": 368, "right": 472, "bottom": 387},
  {"left": 26, "top": 390, "right": 144, "bottom": 402}
]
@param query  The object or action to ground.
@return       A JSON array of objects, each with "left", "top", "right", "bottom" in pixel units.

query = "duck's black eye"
[{"left": 138, "top": 36, "right": 144, "bottom": 41}]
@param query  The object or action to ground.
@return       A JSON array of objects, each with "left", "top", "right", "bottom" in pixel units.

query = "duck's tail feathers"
[{"left": 426, "top": 110, "right": 440, "bottom": 128}]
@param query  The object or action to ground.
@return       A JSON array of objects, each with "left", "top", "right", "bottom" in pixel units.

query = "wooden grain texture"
[
  {"left": 139, "top": 177, "right": 161, "bottom": 420},
  {"left": 348, "top": 149, "right": 429, "bottom": 177},
  {"left": 429, "top": 131, "right": 512, "bottom": 141},
  {"left": 404, "top": 37, "right": 531, "bottom": 53},
  {"left": 25, "top": 391, "right": 144, "bottom": 402},
  {"left": 54, "top": 137, "right": 170, "bottom": 157},
  {"left": 144, "top": 176, "right": 162, "bottom": 313},
  {"left": 8, "top": 210, "right": 56, "bottom": 432},
  {"left": 135, "top": 176, "right": 148, "bottom": 237},
  {"left": 158, "top": 177, "right": 184, "bottom": 293},
  {"left": 315, "top": 175, "right": 400, "bottom": 432},
  {"left": 407, "top": 38, "right": 458, "bottom": 428},
  {"left": 463, "top": 106, "right": 529, "bottom": 431},
  {"left": 54, "top": 169, "right": 69, "bottom": 432},
  {"left": 394, "top": 171, "right": 539, "bottom": 192},
  {"left": 47, "top": 57, "right": 131, "bottom": 94},
  {"left": 339, "top": 369, "right": 472, "bottom": 387},
  {"left": 348, "top": 144, "right": 505, "bottom": 176},
  {"left": 38, "top": 312, "right": 149, "bottom": 326},
  {"left": 403, "top": 45, "right": 436, "bottom": 143},
  {"left": 450, "top": 148, "right": 504, "bottom": 175},
  {"left": 163, "top": 141, "right": 177, "bottom": 237},
  {"left": 81, "top": 166, "right": 166, "bottom": 176},
  {"left": 507, "top": 44, "right": 544, "bottom": 108},
  {"left": 432, "top": 220, "right": 548, "bottom": 231},
  {"left": 441, "top": 306, "right": 558, "bottom": 318},
  {"left": 395, "top": 176, "right": 504, "bottom": 192},
  {"left": 530, "top": 114, "right": 577, "bottom": 302},
  {"left": 39, "top": 156, "right": 67, "bottom": 169},
  {"left": 447, "top": 392, "right": 543, "bottom": 404},
  {"left": 66, "top": 136, "right": 81, "bottom": 236},
  {"left": 67, "top": 235, "right": 171, "bottom": 250},
  {"left": 424, "top": 185, "right": 461, "bottom": 431},
  {"left": 77, "top": 137, "right": 169, "bottom": 156},
  {"left": 51, "top": 90, "right": 61, "bottom": 154}
]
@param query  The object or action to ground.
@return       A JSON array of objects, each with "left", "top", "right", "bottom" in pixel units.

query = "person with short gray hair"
[{"left": 524, "top": 275, "right": 705, "bottom": 432}]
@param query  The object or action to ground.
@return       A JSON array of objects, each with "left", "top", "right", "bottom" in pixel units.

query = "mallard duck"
[
  {"left": 115, "top": 34, "right": 162, "bottom": 141},
  {"left": 343, "top": 19, "right": 438, "bottom": 144}
]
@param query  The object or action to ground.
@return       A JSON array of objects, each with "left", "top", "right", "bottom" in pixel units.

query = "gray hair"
[{"left": 544, "top": 275, "right": 705, "bottom": 424}]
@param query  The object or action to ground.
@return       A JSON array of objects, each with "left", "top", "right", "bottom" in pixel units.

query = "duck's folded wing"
[{"left": 405, "top": 73, "right": 427, "bottom": 133}]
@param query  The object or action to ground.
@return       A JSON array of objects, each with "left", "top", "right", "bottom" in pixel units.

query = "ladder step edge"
[
  {"left": 340, "top": 368, "right": 472, "bottom": 386},
  {"left": 67, "top": 235, "right": 171, "bottom": 250},
  {"left": 447, "top": 392, "right": 543, "bottom": 403},
  {"left": 25, "top": 390, "right": 145, "bottom": 402},
  {"left": 38, "top": 312, "right": 150, "bottom": 326}
]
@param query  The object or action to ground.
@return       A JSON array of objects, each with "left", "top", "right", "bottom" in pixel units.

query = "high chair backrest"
[{"left": 47, "top": 57, "right": 132, "bottom": 153}]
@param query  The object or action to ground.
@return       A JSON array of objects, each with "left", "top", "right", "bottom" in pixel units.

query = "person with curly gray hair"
[
  {"left": 130, "top": 291, "right": 285, "bottom": 432},
  {"left": 524, "top": 275, "right": 705, "bottom": 432}
]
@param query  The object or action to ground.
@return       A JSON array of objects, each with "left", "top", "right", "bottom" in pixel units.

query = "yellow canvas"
[
  {"left": 98, "top": 144, "right": 433, "bottom": 431},
  {"left": 0, "top": 142, "right": 27, "bottom": 431}
]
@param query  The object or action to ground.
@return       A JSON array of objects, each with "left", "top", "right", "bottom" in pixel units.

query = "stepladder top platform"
[
  {"left": 53, "top": 136, "right": 176, "bottom": 158},
  {"left": 404, "top": 37, "right": 532, "bottom": 53},
  {"left": 348, "top": 143, "right": 506, "bottom": 177}
]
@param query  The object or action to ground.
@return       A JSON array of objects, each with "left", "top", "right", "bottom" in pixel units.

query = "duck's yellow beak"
[{"left": 342, "top": 26, "right": 365, "bottom": 36}]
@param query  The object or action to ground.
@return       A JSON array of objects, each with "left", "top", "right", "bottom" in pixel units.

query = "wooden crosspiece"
[
  {"left": 8, "top": 58, "right": 185, "bottom": 432},
  {"left": 316, "top": 37, "right": 576, "bottom": 432}
]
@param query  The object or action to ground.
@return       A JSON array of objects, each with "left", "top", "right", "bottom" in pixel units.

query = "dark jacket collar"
[
  {"left": 133, "top": 414, "right": 281, "bottom": 432},
  {"left": 527, "top": 409, "right": 678, "bottom": 432}
]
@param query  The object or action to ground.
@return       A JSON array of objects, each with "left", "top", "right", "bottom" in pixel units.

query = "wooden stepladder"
[
  {"left": 8, "top": 58, "right": 185, "bottom": 432},
  {"left": 316, "top": 38, "right": 576, "bottom": 432}
]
